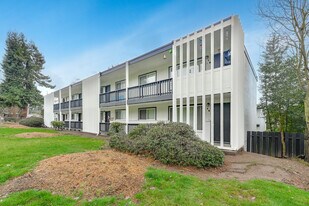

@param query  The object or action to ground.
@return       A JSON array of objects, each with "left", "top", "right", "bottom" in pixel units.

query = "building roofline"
[
  {"left": 99, "top": 42, "right": 173, "bottom": 76},
  {"left": 244, "top": 46, "right": 258, "bottom": 81}
]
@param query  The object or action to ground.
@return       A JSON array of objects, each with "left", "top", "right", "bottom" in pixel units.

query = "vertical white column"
[
  {"left": 97, "top": 75, "right": 101, "bottom": 134},
  {"left": 68, "top": 86, "right": 72, "bottom": 130},
  {"left": 186, "top": 38, "right": 190, "bottom": 125},
  {"left": 220, "top": 24, "right": 224, "bottom": 147},
  {"left": 59, "top": 90, "right": 62, "bottom": 121},
  {"left": 210, "top": 26, "right": 214, "bottom": 145},
  {"left": 125, "top": 61, "right": 129, "bottom": 133},
  {"left": 172, "top": 42, "right": 177, "bottom": 122},
  {"left": 193, "top": 37, "right": 197, "bottom": 131},
  {"left": 179, "top": 43, "right": 183, "bottom": 123},
  {"left": 202, "top": 34, "right": 206, "bottom": 141}
]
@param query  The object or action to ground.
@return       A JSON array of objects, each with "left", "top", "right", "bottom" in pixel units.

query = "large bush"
[
  {"left": 19, "top": 117, "right": 44, "bottom": 127},
  {"left": 4, "top": 117, "right": 17, "bottom": 122},
  {"left": 108, "top": 122, "right": 125, "bottom": 136},
  {"left": 110, "top": 122, "right": 224, "bottom": 168},
  {"left": 51, "top": 121, "right": 64, "bottom": 130}
]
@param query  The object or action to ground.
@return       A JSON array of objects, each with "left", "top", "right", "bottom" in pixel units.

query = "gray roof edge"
[
  {"left": 129, "top": 42, "right": 173, "bottom": 65},
  {"left": 100, "top": 41, "right": 173, "bottom": 76}
]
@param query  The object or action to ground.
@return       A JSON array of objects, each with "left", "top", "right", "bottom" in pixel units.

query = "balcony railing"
[
  {"left": 70, "top": 121, "right": 83, "bottom": 130},
  {"left": 71, "top": 99, "right": 82, "bottom": 108},
  {"left": 64, "top": 121, "right": 70, "bottom": 128},
  {"left": 61, "top": 101, "right": 69, "bottom": 109},
  {"left": 53, "top": 104, "right": 59, "bottom": 111},
  {"left": 99, "top": 122, "right": 110, "bottom": 132},
  {"left": 128, "top": 78, "right": 172, "bottom": 99},
  {"left": 99, "top": 89, "right": 126, "bottom": 103}
]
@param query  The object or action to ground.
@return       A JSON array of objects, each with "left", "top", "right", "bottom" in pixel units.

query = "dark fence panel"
[
  {"left": 70, "top": 121, "right": 83, "bottom": 130},
  {"left": 247, "top": 131, "right": 304, "bottom": 158}
]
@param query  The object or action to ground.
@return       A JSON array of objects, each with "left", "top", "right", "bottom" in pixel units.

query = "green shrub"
[
  {"left": 110, "top": 122, "right": 224, "bottom": 168},
  {"left": 108, "top": 122, "right": 125, "bottom": 136},
  {"left": 51, "top": 121, "right": 65, "bottom": 130},
  {"left": 4, "top": 117, "right": 17, "bottom": 122},
  {"left": 128, "top": 124, "right": 150, "bottom": 139},
  {"left": 19, "top": 117, "right": 44, "bottom": 127}
]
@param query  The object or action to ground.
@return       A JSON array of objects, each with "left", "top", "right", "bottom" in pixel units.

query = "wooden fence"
[{"left": 247, "top": 131, "right": 305, "bottom": 158}]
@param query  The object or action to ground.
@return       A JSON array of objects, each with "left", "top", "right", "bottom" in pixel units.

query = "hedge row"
[{"left": 109, "top": 122, "right": 224, "bottom": 168}]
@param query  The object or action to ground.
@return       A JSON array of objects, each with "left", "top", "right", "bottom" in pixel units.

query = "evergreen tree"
[
  {"left": 0, "top": 32, "right": 54, "bottom": 109},
  {"left": 259, "top": 33, "right": 305, "bottom": 156}
]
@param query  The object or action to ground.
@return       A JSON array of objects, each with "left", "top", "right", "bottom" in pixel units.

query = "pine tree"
[
  {"left": 259, "top": 33, "right": 305, "bottom": 156},
  {"left": 0, "top": 32, "right": 54, "bottom": 109}
]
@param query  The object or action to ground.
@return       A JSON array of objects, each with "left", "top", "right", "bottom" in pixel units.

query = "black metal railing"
[
  {"left": 128, "top": 78, "right": 172, "bottom": 99},
  {"left": 53, "top": 104, "right": 59, "bottom": 110},
  {"left": 64, "top": 121, "right": 70, "bottom": 128},
  {"left": 71, "top": 99, "right": 82, "bottom": 108},
  {"left": 70, "top": 121, "right": 83, "bottom": 130},
  {"left": 61, "top": 101, "right": 69, "bottom": 109},
  {"left": 99, "top": 122, "right": 110, "bottom": 132},
  {"left": 99, "top": 89, "right": 126, "bottom": 103}
]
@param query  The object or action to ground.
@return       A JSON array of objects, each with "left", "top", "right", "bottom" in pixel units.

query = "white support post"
[
  {"left": 186, "top": 38, "right": 190, "bottom": 126},
  {"left": 68, "top": 86, "right": 72, "bottom": 130},
  {"left": 172, "top": 43, "right": 177, "bottom": 122},
  {"left": 125, "top": 61, "right": 129, "bottom": 133},
  {"left": 179, "top": 43, "right": 183, "bottom": 123},
  {"left": 202, "top": 34, "right": 206, "bottom": 141},
  {"left": 193, "top": 37, "right": 197, "bottom": 131},
  {"left": 210, "top": 26, "right": 214, "bottom": 145},
  {"left": 220, "top": 24, "right": 224, "bottom": 147},
  {"left": 59, "top": 90, "right": 62, "bottom": 121}
]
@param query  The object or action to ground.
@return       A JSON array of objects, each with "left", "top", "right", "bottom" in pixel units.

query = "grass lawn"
[
  {"left": 0, "top": 127, "right": 103, "bottom": 184},
  {"left": 1, "top": 168, "right": 308, "bottom": 206}
]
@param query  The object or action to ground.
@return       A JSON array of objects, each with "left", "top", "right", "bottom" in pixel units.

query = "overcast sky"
[{"left": 0, "top": 0, "right": 269, "bottom": 95}]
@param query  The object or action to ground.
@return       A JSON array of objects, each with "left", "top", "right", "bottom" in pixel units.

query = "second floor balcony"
[
  {"left": 99, "top": 89, "right": 126, "bottom": 106},
  {"left": 71, "top": 99, "right": 82, "bottom": 108},
  {"left": 128, "top": 78, "right": 172, "bottom": 104},
  {"left": 61, "top": 101, "right": 70, "bottom": 110}
]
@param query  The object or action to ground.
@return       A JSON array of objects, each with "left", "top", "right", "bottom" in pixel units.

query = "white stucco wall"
[
  {"left": 44, "top": 93, "right": 54, "bottom": 127},
  {"left": 82, "top": 74, "right": 100, "bottom": 134}
]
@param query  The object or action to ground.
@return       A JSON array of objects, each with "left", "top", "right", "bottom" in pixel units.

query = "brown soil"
[
  {"left": 0, "top": 150, "right": 151, "bottom": 199},
  {"left": 0, "top": 150, "right": 308, "bottom": 200},
  {"left": 0, "top": 123, "right": 29, "bottom": 129},
  {"left": 15, "top": 132, "right": 59, "bottom": 138}
]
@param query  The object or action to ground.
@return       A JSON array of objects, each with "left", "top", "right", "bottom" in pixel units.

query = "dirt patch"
[
  {"left": 0, "top": 150, "right": 151, "bottom": 199},
  {"left": 155, "top": 152, "right": 309, "bottom": 190},
  {"left": 15, "top": 132, "right": 58, "bottom": 138},
  {"left": 0, "top": 151, "right": 308, "bottom": 200},
  {"left": 0, "top": 123, "right": 29, "bottom": 129}
]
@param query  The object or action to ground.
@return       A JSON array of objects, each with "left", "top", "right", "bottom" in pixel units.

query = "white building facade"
[{"left": 44, "top": 16, "right": 258, "bottom": 151}]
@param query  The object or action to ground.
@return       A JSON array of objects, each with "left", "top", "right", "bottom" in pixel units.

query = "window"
[
  {"left": 72, "top": 93, "right": 81, "bottom": 100},
  {"left": 214, "top": 29, "right": 221, "bottom": 69},
  {"left": 205, "top": 33, "right": 211, "bottom": 70},
  {"left": 139, "top": 108, "right": 156, "bottom": 120},
  {"left": 223, "top": 25, "right": 231, "bottom": 66},
  {"left": 115, "top": 109, "right": 126, "bottom": 120},
  {"left": 139, "top": 71, "right": 156, "bottom": 85},
  {"left": 168, "top": 66, "right": 173, "bottom": 78},
  {"left": 115, "top": 80, "right": 125, "bottom": 90}
]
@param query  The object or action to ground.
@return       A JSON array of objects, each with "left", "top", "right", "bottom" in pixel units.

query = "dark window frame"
[
  {"left": 138, "top": 71, "right": 157, "bottom": 85},
  {"left": 138, "top": 107, "right": 157, "bottom": 120}
]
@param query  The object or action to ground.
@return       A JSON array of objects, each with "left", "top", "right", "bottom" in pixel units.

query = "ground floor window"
[
  {"left": 115, "top": 109, "right": 126, "bottom": 120},
  {"left": 139, "top": 107, "right": 156, "bottom": 120}
]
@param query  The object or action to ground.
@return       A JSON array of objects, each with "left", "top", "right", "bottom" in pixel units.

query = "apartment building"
[{"left": 44, "top": 15, "right": 258, "bottom": 151}]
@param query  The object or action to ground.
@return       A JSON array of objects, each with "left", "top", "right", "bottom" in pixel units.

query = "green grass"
[
  {"left": 1, "top": 168, "right": 308, "bottom": 206},
  {"left": 0, "top": 127, "right": 103, "bottom": 184}
]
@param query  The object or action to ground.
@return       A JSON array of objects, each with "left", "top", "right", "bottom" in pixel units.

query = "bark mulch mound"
[
  {"left": 0, "top": 123, "right": 29, "bottom": 129},
  {"left": 0, "top": 150, "right": 152, "bottom": 200},
  {"left": 15, "top": 132, "right": 58, "bottom": 138}
]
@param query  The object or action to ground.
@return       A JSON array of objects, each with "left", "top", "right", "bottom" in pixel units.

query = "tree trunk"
[
  {"left": 304, "top": 89, "right": 309, "bottom": 161},
  {"left": 281, "top": 130, "right": 286, "bottom": 158}
]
